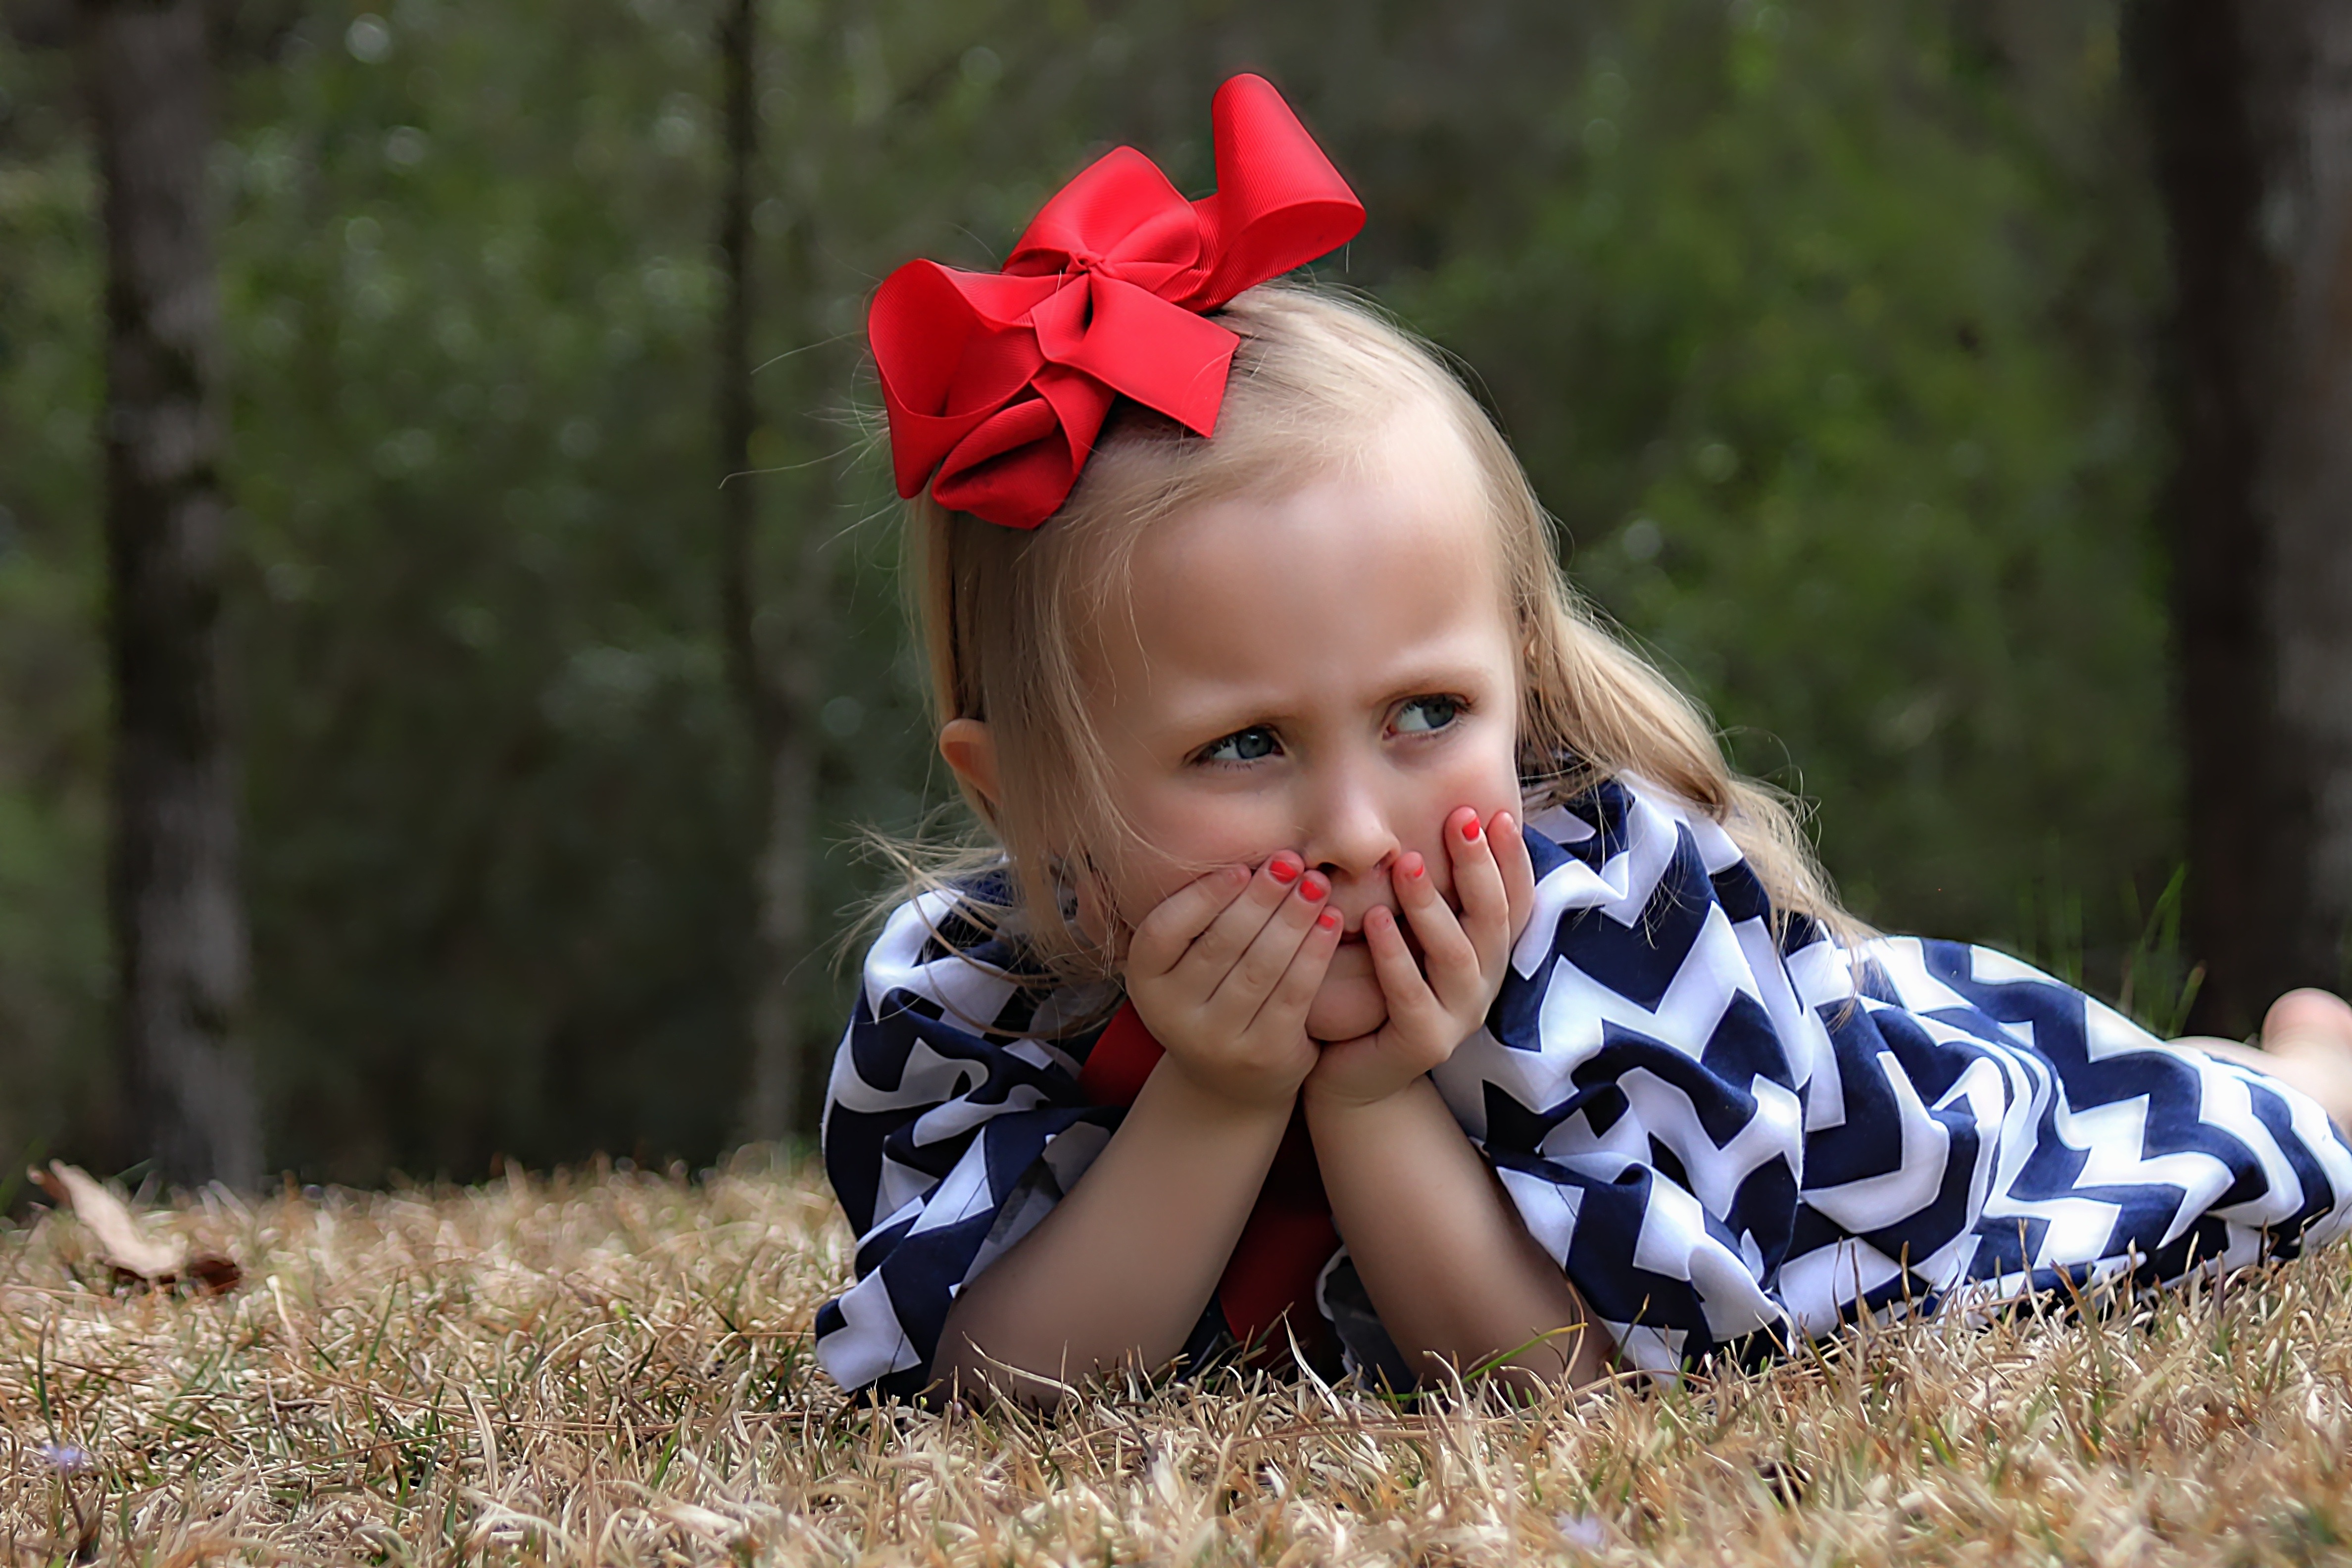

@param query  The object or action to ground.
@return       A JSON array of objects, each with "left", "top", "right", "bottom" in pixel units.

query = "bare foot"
[
  {"left": 2260, "top": 988, "right": 2352, "bottom": 1064},
  {"left": 2179, "top": 988, "right": 2352, "bottom": 1134}
]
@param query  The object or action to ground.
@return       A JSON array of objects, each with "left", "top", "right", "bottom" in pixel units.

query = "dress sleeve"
[
  {"left": 814, "top": 892, "right": 1123, "bottom": 1399},
  {"left": 1431, "top": 780, "right": 1834, "bottom": 1375}
]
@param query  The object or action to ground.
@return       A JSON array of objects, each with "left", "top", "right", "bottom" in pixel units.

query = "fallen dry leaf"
[{"left": 30, "top": 1162, "right": 243, "bottom": 1294}]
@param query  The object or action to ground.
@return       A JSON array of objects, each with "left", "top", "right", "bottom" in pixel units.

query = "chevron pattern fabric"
[
  {"left": 814, "top": 886, "right": 1232, "bottom": 1401},
  {"left": 816, "top": 779, "right": 2352, "bottom": 1397}
]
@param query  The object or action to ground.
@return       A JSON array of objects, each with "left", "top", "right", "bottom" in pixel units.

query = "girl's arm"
[
  {"left": 934, "top": 1065, "right": 1289, "bottom": 1402},
  {"left": 939, "top": 852, "right": 1342, "bottom": 1403},
  {"left": 1302, "top": 806, "right": 1610, "bottom": 1392},
  {"left": 1305, "top": 1077, "right": 1613, "bottom": 1391}
]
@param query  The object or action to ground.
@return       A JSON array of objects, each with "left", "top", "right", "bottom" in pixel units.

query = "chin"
[{"left": 1305, "top": 970, "right": 1390, "bottom": 1042}]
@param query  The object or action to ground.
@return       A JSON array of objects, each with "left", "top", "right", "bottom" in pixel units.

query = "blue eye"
[
  {"left": 1202, "top": 727, "right": 1279, "bottom": 764},
  {"left": 1393, "top": 696, "right": 1462, "bottom": 735}
]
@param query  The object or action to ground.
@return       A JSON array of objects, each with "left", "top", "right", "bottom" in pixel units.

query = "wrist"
[
  {"left": 1302, "top": 1070, "right": 1439, "bottom": 1122},
  {"left": 1142, "top": 1051, "right": 1304, "bottom": 1130}
]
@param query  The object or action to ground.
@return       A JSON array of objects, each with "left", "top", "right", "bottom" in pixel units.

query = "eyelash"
[{"left": 1194, "top": 695, "right": 1469, "bottom": 767}]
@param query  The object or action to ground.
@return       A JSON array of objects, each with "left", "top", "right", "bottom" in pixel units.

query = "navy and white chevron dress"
[{"left": 816, "top": 776, "right": 2352, "bottom": 1397}]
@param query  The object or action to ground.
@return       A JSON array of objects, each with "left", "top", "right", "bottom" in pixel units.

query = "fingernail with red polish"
[
  {"left": 1402, "top": 852, "right": 1426, "bottom": 881},
  {"left": 1300, "top": 873, "right": 1329, "bottom": 902},
  {"left": 1460, "top": 814, "right": 1482, "bottom": 842},
  {"left": 1268, "top": 853, "right": 1300, "bottom": 885},
  {"left": 1317, "top": 909, "right": 1340, "bottom": 931}
]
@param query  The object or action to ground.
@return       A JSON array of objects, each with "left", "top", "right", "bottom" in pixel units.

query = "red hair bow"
[{"left": 868, "top": 74, "right": 1364, "bottom": 530}]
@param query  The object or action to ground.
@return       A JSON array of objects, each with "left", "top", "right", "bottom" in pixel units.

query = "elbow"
[
  {"left": 931, "top": 1308, "right": 1091, "bottom": 1412},
  {"left": 1400, "top": 1307, "right": 1617, "bottom": 1398}
]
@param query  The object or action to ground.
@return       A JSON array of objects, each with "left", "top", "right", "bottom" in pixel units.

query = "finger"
[
  {"left": 1167, "top": 851, "right": 1308, "bottom": 990},
  {"left": 1491, "top": 808, "right": 1537, "bottom": 942},
  {"left": 1210, "top": 869, "right": 1333, "bottom": 1016},
  {"left": 1395, "top": 849, "right": 1481, "bottom": 1000},
  {"left": 1251, "top": 896, "right": 1345, "bottom": 1032},
  {"left": 1364, "top": 902, "right": 1448, "bottom": 1034},
  {"left": 1444, "top": 807, "right": 1513, "bottom": 956},
  {"left": 1126, "top": 863, "right": 1251, "bottom": 981}
]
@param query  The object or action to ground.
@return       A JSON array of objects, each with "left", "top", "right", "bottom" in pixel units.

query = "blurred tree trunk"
[
  {"left": 85, "top": 0, "right": 257, "bottom": 1186},
  {"left": 742, "top": 510, "right": 828, "bottom": 1145},
  {"left": 717, "top": 0, "right": 828, "bottom": 1144},
  {"left": 2138, "top": 2, "right": 2352, "bottom": 1034}
]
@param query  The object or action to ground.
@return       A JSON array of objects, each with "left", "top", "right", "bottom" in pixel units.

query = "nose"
[{"left": 1298, "top": 756, "right": 1398, "bottom": 884}]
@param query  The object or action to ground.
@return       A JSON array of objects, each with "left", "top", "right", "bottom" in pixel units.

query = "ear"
[{"left": 938, "top": 718, "right": 1001, "bottom": 811}]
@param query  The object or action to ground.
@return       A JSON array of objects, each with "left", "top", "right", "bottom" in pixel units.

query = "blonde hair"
[{"left": 892, "top": 283, "right": 1853, "bottom": 984}]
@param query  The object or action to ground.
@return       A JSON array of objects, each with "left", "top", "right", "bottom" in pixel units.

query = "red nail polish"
[
  {"left": 1268, "top": 854, "right": 1300, "bottom": 885},
  {"left": 1317, "top": 909, "right": 1340, "bottom": 931},
  {"left": 1460, "top": 815, "right": 1481, "bottom": 842},
  {"left": 1403, "top": 853, "right": 1426, "bottom": 881},
  {"left": 1300, "top": 873, "right": 1328, "bottom": 902}
]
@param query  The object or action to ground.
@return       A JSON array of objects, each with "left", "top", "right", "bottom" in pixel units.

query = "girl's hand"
[
  {"left": 1124, "top": 852, "right": 1346, "bottom": 1110},
  {"left": 1306, "top": 807, "right": 1535, "bottom": 1111}
]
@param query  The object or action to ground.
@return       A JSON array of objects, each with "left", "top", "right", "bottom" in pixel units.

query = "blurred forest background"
[{"left": 0, "top": 0, "right": 2326, "bottom": 1184}]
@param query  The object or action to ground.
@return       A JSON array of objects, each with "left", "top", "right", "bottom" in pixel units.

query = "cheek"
[
  {"left": 1416, "top": 736, "right": 1525, "bottom": 888},
  {"left": 1099, "top": 792, "right": 1290, "bottom": 926},
  {"left": 1096, "top": 829, "right": 1256, "bottom": 934},
  {"left": 1473, "top": 723, "right": 1527, "bottom": 815}
]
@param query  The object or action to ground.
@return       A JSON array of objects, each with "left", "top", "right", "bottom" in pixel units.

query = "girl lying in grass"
[{"left": 815, "top": 76, "right": 2352, "bottom": 1406}]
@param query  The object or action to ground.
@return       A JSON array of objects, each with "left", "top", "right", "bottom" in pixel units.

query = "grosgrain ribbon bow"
[{"left": 868, "top": 74, "right": 1364, "bottom": 530}]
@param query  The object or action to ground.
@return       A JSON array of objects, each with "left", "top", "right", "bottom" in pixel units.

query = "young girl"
[{"left": 816, "top": 76, "right": 2352, "bottom": 1404}]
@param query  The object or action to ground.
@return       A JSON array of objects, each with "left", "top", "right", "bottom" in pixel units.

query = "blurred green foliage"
[
  {"left": 0, "top": 0, "right": 2173, "bottom": 1181},
  {"left": 1396, "top": 4, "right": 2171, "bottom": 946}
]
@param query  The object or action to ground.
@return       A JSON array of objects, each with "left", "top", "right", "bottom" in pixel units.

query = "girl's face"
[{"left": 1084, "top": 422, "right": 1524, "bottom": 1041}]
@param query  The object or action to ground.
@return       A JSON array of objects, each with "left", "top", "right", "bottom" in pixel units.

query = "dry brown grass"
[{"left": 6, "top": 1162, "right": 2352, "bottom": 1565}]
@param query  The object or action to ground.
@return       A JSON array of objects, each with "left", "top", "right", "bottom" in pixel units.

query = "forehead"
[{"left": 1089, "top": 419, "right": 1513, "bottom": 711}]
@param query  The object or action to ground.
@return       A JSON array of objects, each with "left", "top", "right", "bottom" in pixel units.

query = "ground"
[{"left": 4, "top": 1163, "right": 2352, "bottom": 1565}]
